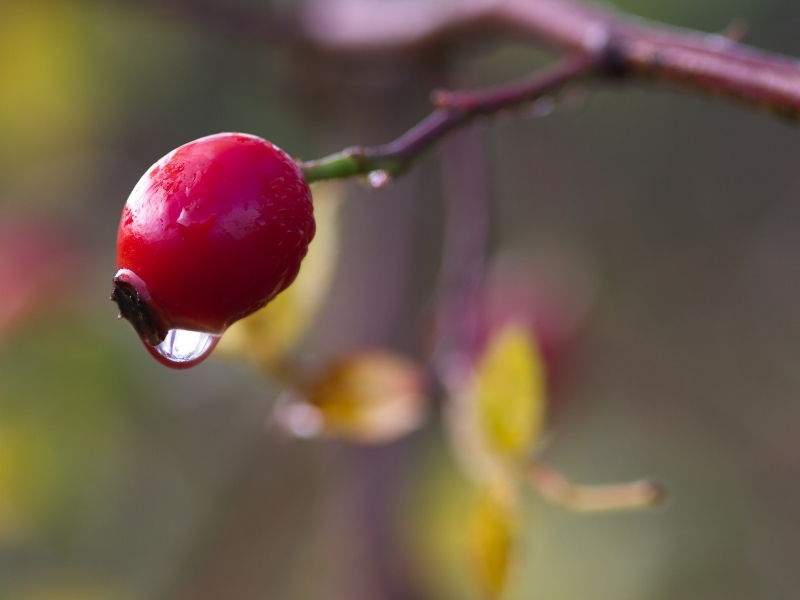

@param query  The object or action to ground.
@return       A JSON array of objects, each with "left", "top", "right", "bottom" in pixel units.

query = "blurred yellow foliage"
[
  {"left": 466, "top": 479, "right": 519, "bottom": 600},
  {"left": 7, "top": 579, "right": 130, "bottom": 600},
  {"left": 475, "top": 324, "right": 546, "bottom": 457},
  {"left": 222, "top": 184, "right": 429, "bottom": 444},
  {"left": 275, "top": 351, "right": 427, "bottom": 444},
  {"left": 218, "top": 182, "right": 343, "bottom": 370},
  {"left": 403, "top": 452, "right": 476, "bottom": 600},
  {"left": 440, "top": 325, "right": 548, "bottom": 597},
  {"left": 0, "top": 0, "right": 93, "bottom": 169},
  {"left": 0, "top": 422, "right": 57, "bottom": 542}
]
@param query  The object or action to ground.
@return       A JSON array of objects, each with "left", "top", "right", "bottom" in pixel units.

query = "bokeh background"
[{"left": 1, "top": 0, "right": 800, "bottom": 598}]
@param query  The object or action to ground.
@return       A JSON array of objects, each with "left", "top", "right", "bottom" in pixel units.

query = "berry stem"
[
  {"left": 524, "top": 460, "right": 667, "bottom": 512},
  {"left": 299, "top": 54, "right": 600, "bottom": 183}
]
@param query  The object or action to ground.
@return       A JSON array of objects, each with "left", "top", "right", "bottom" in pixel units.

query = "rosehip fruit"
[{"left": 112, "top": 132, "right": 315, "bottom": 369}]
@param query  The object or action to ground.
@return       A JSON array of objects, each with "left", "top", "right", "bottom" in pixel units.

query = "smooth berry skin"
[{"left": 113, "top": 132, "right": 315, "bottom": 351}]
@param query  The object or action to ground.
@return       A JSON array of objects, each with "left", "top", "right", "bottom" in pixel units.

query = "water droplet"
[
  {"left": 523, "top": 96, "right": 555, "bottom": 119},
  {"left": 146, "top": 329, "right": 220, "bottom": 369},
  {"left": 366, "top": 170, "right": 391, "bottom": 189}
]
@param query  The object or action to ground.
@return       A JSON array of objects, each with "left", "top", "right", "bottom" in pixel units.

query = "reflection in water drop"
[
  {"left": 148, "top": 329, "right": 220, "bottom": 369},
  {"left": 367, "top": 170, "right": 391, "bottom": 189}
]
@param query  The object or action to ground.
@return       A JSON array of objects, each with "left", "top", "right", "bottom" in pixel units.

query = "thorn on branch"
[{"left": 722, "top": 18, "right": 749, "bottom": 43}]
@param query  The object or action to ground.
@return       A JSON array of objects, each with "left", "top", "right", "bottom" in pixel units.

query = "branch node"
[
  {"left": 431, "top": 89, "right": 454, "bottom": 108},
  {"left": 599, "top": 37, "right": 629, "bottom": 78}
]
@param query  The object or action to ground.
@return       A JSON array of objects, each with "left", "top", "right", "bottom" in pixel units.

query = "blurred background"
[{"left": 1, "top": 0, "right": 800, "bottom": 598}]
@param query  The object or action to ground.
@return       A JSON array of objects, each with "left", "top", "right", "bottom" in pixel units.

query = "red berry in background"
[
  {"left": 0, "top": 216, "right": 82, "bottom": 336},
  {"left": 112, "top": 133, "right": 315, "bottom": 369}
]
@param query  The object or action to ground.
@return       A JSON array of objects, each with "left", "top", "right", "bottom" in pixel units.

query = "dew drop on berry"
[
  {"left": 366, "top": 170, "right": 391, "bottom": 189},
  {"left": 150, "top": 329, "right": 220, "bottom": 368}
]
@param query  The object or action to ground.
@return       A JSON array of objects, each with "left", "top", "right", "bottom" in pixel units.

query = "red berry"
[{"left": 112, "top": 133, "right": 315, "bottom": 368}]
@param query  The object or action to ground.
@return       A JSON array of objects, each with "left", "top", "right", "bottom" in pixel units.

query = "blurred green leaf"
[{"left": 0, "top": 317, "right": 137, "bottom": 541}]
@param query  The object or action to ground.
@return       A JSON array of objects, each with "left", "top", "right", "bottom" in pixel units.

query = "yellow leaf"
[
  {"left": 275, "top": 350, "right": 427, "bottom": 444},
  {"left": 475, "top": 323, "right": 546, "bottom": 457},
  {"left": 466, "top": 479, "right": 519, "bottom": 600},
  {"left": 402, "top": 448, "right": 477, "bottom": 600},
  {"left": 0, "top": 0, "right": 94, "bottom": 168},
  {"left": 218, "top": 182, "right": 343, "bottom": 369}
]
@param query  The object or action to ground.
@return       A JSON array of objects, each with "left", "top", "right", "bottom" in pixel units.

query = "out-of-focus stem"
[
  {"left": 525, "top": 460, "right": 667, "bottom": 512},
  {"left": 431, "top": 125, "right": 489, "bottom": 380}
]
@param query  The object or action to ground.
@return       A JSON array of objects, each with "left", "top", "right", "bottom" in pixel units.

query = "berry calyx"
[{"left": 112, "top": 132, "right": 315, "bottom": 368}]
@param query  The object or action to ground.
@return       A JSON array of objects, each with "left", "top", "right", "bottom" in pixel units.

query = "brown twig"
[
  {"left": 300, "top": 53, "right": 599, "bottom": 182},
  {"left": 297, "top": 0, "right": 800, "bottom": 181}
]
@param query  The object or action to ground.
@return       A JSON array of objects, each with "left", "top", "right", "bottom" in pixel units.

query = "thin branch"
[
  {"left": 299, "top": 0, "right": 800, "bottom": 182},
  {"left": 299, "top": 53, "right": 599, "bottom": 183},
  {"left": 127, "top": 0, "right": 800, "bottom": 176}
]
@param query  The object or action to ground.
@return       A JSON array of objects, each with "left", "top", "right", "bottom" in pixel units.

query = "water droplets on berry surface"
[
  {"left": 366, "top": 170, "right": 391, "bottom": 189},
  {"left": 153, "top": 329, "right": 220, "bottom": 367}
]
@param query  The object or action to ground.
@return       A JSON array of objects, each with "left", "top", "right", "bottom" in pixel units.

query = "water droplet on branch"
[{"left": 366, "top": 170, "right": 391, "bottom": 189}]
